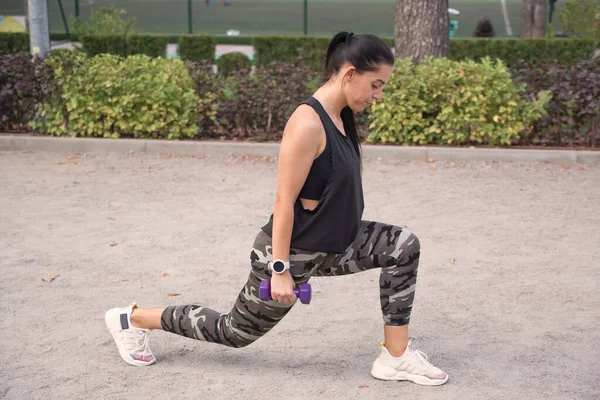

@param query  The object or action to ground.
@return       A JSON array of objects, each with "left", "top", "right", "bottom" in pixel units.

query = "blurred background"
[{"left": 0, "top": 0, "right": 568, "bottom": 38}]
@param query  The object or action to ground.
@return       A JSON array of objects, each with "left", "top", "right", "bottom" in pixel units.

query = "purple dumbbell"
[{"left": 259, "top": 280, "right": 312, "bottom": 304}]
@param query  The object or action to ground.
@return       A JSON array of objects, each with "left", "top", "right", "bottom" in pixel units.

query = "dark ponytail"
[{"left": 324, "top": 31, "right": 394, "bottom": 160}]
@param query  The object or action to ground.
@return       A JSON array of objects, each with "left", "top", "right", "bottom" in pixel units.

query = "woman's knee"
[
  {"left": 395, "top": 229, "right": 420, "bottom": 268},
  {"left": 405, "top": 230, "right": 420, "bottom": 254}
]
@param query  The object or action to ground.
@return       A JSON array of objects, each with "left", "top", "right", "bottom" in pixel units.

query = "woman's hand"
[{"left": 270, "top": 271, "right": 297, "bottom": 305}]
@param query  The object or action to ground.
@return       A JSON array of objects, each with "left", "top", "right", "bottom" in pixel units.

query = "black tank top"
[
  {"left": 261, "top": 97, "right": 364, "bottom": 253},
  {"left": 297, "top": 126, "right": 332, "bottom": 200}
]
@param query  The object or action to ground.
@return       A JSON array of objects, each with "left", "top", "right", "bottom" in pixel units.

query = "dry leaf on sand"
[{"left": 42, "top": 274, "right": 59, "bottom": 283}]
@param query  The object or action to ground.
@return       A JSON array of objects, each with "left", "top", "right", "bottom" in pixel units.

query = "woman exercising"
[{"left": 105, "top": 31, "right": 448, "bottom": 386}]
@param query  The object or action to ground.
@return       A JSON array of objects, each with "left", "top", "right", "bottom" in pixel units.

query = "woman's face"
[{"left": 343, "top": 63, "right": 394, "bottom": 112}]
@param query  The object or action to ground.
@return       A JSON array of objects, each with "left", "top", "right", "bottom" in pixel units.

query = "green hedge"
[
  {"left": 215, "top": 36, "right": 253, "bottom": 46},
  {"left": 80, "top": 34, "right": 169, "bottom": 57},
  {"left": 4, "top": 49, "right": 597, "bottom": 147},
  {"left": 0, "top": 32, "right": 30, "bottom": 53},
  {"left": 450, "top": 38, "right": 599, "bottom": 67},
  {"left": 50, "top": 32, "right": 247, "bottom": 45},
  {"left": 252, "top": 36, "right": 395, "bottom": 70},
  {"left": 252, "top": 36, "right": 598, "bottom": 70},
  {"left": 128, "top": 35, "right": 169, "bottom": 57},
  {"left": 178, "top": 35, "right": 216, "bottom": 62},
  {"left": 252, "top": 36, "right": 330, "bottom": 70},
  {"left": 216, "top": 52, "right": 251, "bottom": 76}
]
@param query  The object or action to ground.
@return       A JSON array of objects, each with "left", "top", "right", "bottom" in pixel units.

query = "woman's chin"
[{"left": 350, "top": 103, "right": 368, "bottom": 113}]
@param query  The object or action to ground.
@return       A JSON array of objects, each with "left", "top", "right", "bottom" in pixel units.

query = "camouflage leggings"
[{"left": 160, "top": 220, "right": 420, "bottom": 348}]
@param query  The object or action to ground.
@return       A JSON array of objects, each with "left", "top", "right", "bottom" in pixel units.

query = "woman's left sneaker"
[{"left": 105, "top": 302, "right": 157, "bottom": 367}]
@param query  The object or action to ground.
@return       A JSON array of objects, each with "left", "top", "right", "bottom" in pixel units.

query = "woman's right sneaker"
[
  {"left": 371, "top": 340, "right": 448, "bottom": 386},
  {"left": 105, "top": 302, "right": 156, "bottom": 367}
]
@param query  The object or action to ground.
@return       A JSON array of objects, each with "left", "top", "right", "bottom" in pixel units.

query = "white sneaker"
[
  {"left": 371, "top": 340, "right": 448, "bottom": 386},
  {"left": 105, "top": 302, "right": 157, "bottom": 366}
]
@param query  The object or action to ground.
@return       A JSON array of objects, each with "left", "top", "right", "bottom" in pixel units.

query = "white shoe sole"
[
  {"left": 371, "top": 360, "right": 449, "bottom": 386},
  {"left": 105, "top": 308, "right": 156, "bottom": 367}
]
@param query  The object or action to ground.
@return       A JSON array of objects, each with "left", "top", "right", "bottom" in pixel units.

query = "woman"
[{"left": 105, "top": 31, "right": 448, "bottom": 386}]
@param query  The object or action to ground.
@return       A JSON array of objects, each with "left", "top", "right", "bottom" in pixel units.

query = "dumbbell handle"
[{"left": 259, "top": 280, "right": 312, "bottom": 304}]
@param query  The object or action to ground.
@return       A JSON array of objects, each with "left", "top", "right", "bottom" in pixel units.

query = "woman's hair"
[{"left": 324, "top": 31, "right": 394, "bottom": 160}]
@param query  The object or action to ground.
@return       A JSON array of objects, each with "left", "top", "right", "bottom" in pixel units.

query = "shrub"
[
  {"left": 178, "top": 35, "right": 216, "bottom": 62},
  {"left": 72, "top": 7, "right": 167, "bottom": 58},
  {"left": 31, "top": 53, "right": 200, "bottom": 139},
  {"left": 127, "top": 35, "right": 169, "bottom": 57},
  {"left": 558, "top": 0, "right": 600, "bottom": 40},
  {"left": 228, "top": 62, "right": 319, "bottom": 140},
  {"left": 50, "top": 48, "right": 76, "bottom": 57},
  {"left": 79, "top": 35, "right": 129, "bottom": 57},
  {"left": 185, "top": 60, "right": 229, "bottom": 137},
  {"left": 217, "top": 52, "right": 251, "bottom": 77},
  {"left": 252, "top": 36, "right": 332, "bottom": 71},
  {"left": 79, "top": 34, "right": 168, "bottom": 57},
  {"left": 70, "top": 6, "right": 135, "bottom": 38},
  {"left": 252, "top": 36, "right": 597, "bottom": 72},
  {"left": 450, "top": 38, "right": 598, "bottom": 67},
  {"left": 0, "top": 32, "right": 30, "bottom": 53},
  {"left": 512, "top": 58, "right": 600, "bottom": 147},
  {"left": 185, "top": 60, "right": 319, "bottom": 140},
  {"left": 0, "top": 52, "right": 53, "bottom": 132},
  {"left": 252, "top": 36, "right": 394, "bottom": 72},
  {"left": 367, "top": 56, "right": 551, "bottom": 146}
]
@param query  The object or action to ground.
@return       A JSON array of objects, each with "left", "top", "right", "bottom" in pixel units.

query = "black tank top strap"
[
  {"left": 296, "top": 98, "right": 333, "bottom": 201},
  {"left": 298, "top": 97, "right": 341, "bottom": 141}
]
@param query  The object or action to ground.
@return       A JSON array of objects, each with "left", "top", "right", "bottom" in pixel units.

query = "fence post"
[
  {"left": 75, "top": 0, "right": 79, "bottom": 18},
  {"left": 57, "top": 0, "right": 70, "bottom": 39},
  {"left": 303, "top": 0, "right": 307, "bottom": 35},
  {"left": 188, "top": 0, "right": 193, "bottom": 34}
]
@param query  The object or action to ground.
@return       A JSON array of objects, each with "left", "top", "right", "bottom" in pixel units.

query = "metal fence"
[{"left": 2, "top": 1, "right": 566, "bottom": 39}]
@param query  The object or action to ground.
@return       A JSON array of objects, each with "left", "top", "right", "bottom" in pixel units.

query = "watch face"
[{"left": 273, "top": 261, "right": 285, "bottom": 273}]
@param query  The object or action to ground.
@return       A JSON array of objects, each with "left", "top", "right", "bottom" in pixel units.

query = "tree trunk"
[
  {"left": 394, "top": 0, "right": 449, "bottom": 63},
  {"left": 520, "top": 0, "right": 548, "bottom": 37}
]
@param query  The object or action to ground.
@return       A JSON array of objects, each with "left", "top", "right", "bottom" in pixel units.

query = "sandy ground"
[{"left": 0, "top": 149, "right": 599, "bottom": 400}]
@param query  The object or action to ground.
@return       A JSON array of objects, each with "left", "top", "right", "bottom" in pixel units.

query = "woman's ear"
[{"left": 343, "top": 66, "right": 356, "bottom": 83}]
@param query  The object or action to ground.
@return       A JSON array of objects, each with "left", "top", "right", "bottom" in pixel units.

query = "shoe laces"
[
  {"left": 411, "top": 348, "right": 433, "bottom": 371},
  {"left": 119, "top": 328, "right": 155, "bottom": 360}
]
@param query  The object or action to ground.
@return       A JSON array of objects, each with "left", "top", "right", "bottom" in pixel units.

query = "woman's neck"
[{"left": 312, "top": 82, "right": 347, "bottom": 119}]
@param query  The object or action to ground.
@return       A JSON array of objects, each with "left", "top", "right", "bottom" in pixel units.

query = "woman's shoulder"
[
  {"left": 280, "top": 103, "right": 326, "bottom": 152},
  {"left": 286, "top": 103, "right": 323, "bottom": 134}
]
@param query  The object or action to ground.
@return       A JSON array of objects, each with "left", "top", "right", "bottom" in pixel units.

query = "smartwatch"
[{"left": 269, "top": 259, "right": 290, "bottom": 274}]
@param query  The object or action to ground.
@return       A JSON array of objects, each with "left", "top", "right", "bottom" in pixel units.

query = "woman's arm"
[{"left": 270, "top": 106, "right": 324, "bottom": 304}]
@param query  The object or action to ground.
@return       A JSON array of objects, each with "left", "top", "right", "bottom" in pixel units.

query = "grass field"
[{"left": 1, "top": 0, "right": 566, "bottom": 38}]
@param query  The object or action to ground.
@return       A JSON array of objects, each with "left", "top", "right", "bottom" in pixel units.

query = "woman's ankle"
[
  {"left": 383, "top": 325, "right": 409, "bottom": 357},
  {"left": 384, "top": 342, "right": 408, "bottom": 357},
  {"left": 130, "top": 308, "right": 144, "bottom": 329},
  {"left": 130, "top": 307, "right": 164, "bottom": 330}
]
